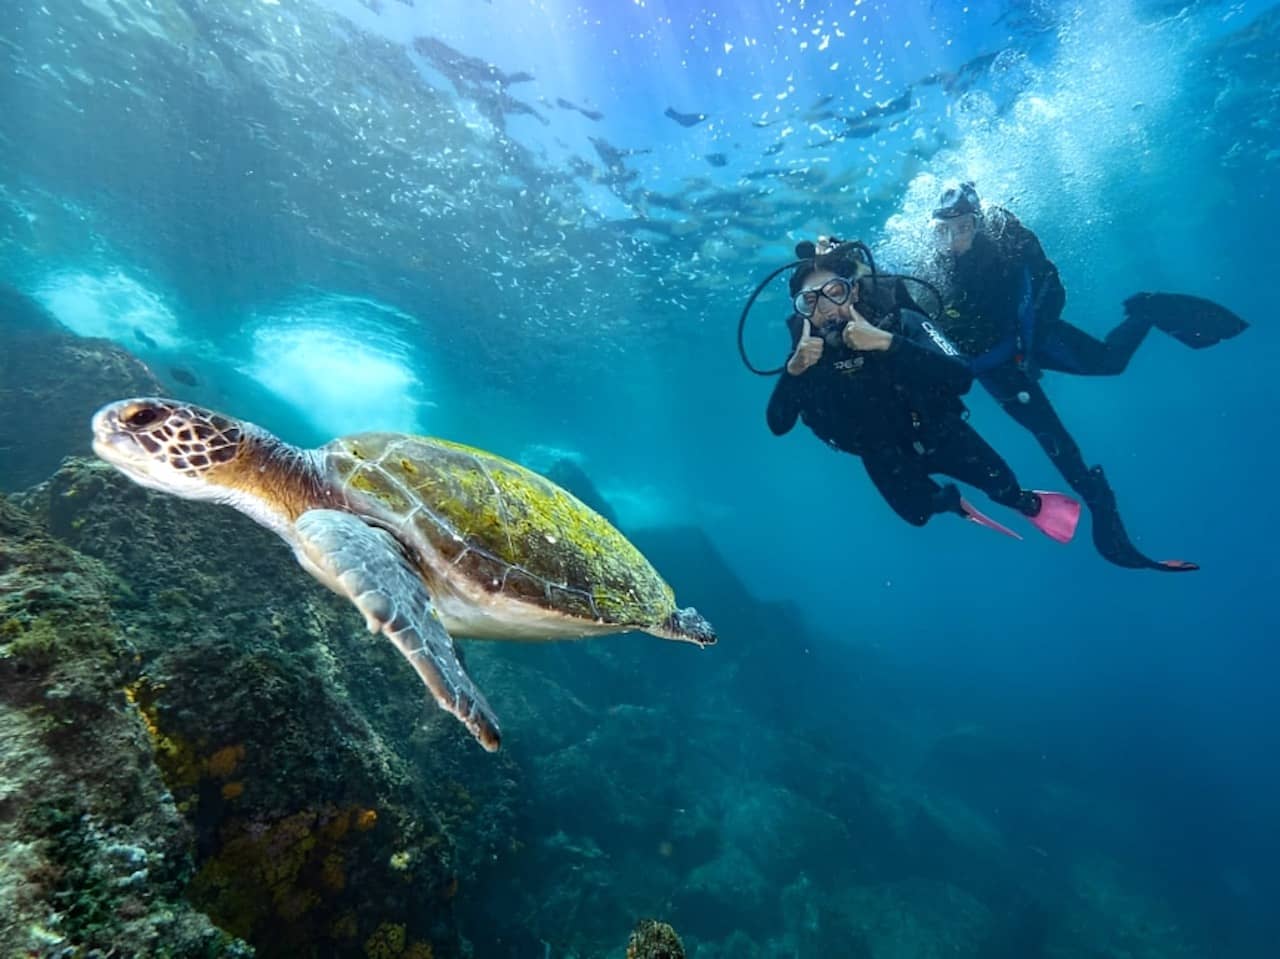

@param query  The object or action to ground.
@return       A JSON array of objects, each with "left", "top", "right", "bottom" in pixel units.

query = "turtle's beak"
[
  {"left": 91, "top": 402, "right": 137, "bottom": 465},
  {"left": 90, "top": 398, "right": 179, "bottom": 489}
]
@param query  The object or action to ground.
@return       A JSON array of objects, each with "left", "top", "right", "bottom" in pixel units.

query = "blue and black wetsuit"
[
  {"left": 767, "top": 307, "right": 1041, "bottom": 526},
  {"left": 934, "top": 209, "right": 1186, "bottom": 570},
  {"left": 943, "top": 218, "right": 1155, "bottom": 377}
]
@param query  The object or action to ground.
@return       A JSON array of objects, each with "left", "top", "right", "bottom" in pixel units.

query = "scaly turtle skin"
[{"left": 91, "top": 398, "right": 716, "bottom": 751}]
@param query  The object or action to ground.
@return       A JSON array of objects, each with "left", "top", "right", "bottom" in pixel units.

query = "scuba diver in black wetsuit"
[
  {"left": 929, "top": 182, "right": 1250, "bottom": 572},
  {"left": 763, "top": 237, "right": 1081, "bottom": 542}
]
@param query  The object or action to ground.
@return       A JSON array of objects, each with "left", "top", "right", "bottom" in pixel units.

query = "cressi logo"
[{"left": 921, "top": 321, "right": 959, "bottom": 357}]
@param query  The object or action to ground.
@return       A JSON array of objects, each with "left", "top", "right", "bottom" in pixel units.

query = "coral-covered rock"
[
  {"left": 6, "top": 460, "right": 523, "bottom": 956},
  {"left": 670, "top": 848, "right": 772, "bottom": 940},
  {"left": 625, "top": 918, "right": 685, "bottom": 959},
  {"left": 718, "top": 782, "right": 854, "bottom": 879},
  {"left": 0, "top": 494, "right": 247, "bottom": 956},
  {"left": 830, "top": 878, "right": 992, "bottom": 959}
]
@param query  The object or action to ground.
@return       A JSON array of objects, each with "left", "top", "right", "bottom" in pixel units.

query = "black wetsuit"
[
  {"left": 767, "top": 306, "right": 1038, "bottom": 526},
  {"left": 934, "top": 209, "right": 1186, "bottom": 570}
]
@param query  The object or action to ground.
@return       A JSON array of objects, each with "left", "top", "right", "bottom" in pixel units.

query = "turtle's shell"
[{"left": 321, "top": 433, "right": 675, "bottom": 626}]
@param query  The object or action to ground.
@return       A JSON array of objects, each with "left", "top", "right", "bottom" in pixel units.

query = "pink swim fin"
[
  {"left": 1027, "top": 491, "right": 1082, "bottom": 544},
  {"left": 958, "top": 496, "right": 1023, "bottom": 540}
]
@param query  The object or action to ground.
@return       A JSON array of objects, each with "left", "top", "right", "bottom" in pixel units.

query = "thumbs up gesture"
[
  {"left": 840, "top": 305, "right": 894, "bottom": 352},
  {"left": 786, "top": 316, "right": 824, "bottom": 376}
]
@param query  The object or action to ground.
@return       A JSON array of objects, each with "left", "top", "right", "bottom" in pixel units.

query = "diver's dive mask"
[
  {"left": 795, "top": 274, "right": 857, "bottom": 348},
  {"left": 793, "top": 275, "right": 856, "bottom": 319}
]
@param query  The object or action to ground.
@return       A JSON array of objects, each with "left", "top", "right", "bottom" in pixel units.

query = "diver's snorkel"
[{"left": 737, "top": 236, "right": 946, "bottom": 376}]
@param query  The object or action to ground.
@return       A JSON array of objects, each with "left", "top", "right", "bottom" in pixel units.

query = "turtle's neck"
[{"left": 223, "top": 426, "right": 343, "bottom": 537}]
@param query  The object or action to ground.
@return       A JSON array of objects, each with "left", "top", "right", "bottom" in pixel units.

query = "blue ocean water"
[{"left": 2, "top": 0, "right": 1278, "bottom": 955}]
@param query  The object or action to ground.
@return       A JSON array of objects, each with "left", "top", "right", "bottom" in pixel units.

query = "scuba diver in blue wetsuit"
[
  {"left": 758, "top": 237, "right": 1081, "bottom": 542},
  {"left": 929, "top": 182, "right": 1250, "bottom": 572}
]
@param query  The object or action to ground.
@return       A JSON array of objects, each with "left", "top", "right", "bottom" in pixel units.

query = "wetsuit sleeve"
[
  {"left": 766, "top": 369, "right": 802, "bottom": 435},
  {"left": 888, "top": 313, "right": 974, "bottom": 395}
]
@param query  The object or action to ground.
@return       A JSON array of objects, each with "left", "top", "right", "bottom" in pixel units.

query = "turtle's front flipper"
[{"left": 292, "top": 509, "right": 501, "bottom": 751}]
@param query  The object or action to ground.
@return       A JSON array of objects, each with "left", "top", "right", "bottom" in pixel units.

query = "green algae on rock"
[
  {"left": 626, "top": 919, "right": 686, "bottom": 959},
  {"left": 5, "top": 460, "right": 524, "bottom": 956},
  {"left": 0, "top": 494, "right": 249, "bottom": 957}
]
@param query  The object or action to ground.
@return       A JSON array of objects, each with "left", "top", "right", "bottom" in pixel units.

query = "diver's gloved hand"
[{"left": 786, "top": 317, "right": 824, "bottom": 376}]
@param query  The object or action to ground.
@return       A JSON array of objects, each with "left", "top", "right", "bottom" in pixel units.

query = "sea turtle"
[{"left": 90, "top": 397, "right": 716, "bottom": 751}]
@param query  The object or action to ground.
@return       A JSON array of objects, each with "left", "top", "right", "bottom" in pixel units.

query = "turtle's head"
[
  {"left": 657, "top": 606, "right": 717, "bottom": 647},
  {"left": 92, "top": 398, "right": 249, "bottom": 501}
]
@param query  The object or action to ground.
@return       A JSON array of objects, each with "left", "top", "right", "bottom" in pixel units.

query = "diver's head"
[
  {"left": 792, "top": 268, "right": 859, "bottom": 344},
  {"left": 788, "top": 236, "right": 870, "bottom": 317},
  {"left": 933, "top": 181, "right": 981, "bottom": 255},
  {"left": 737, "top": 234, "right": 884, "bottom": 375}
]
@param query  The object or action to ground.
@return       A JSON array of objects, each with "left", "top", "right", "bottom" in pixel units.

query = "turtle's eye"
[{"left": 123, "top": 405, "right": 161, "bottom": 429}]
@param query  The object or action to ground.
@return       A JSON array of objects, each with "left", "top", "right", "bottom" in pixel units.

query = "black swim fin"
[
  {"left": 1124, "top": 292, "right": 1249, "bottom": 349},
  {"left": 1092, "top": 514, "right": 1199, "bottom": 572},
  {"left": 1080, "top": 466, "right": 1199, "bottom": 573}
]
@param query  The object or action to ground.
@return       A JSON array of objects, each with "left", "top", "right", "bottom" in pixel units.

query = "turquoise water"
[{"left": 2, "top": 0, "right": 1278, "bottom": 955}]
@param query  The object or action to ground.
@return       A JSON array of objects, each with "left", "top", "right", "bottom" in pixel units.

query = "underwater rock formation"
[
  {"left": 625, "top": 918, "right": 685, "bottom": 959},
  {"left": 4, "top": 459, "right": 523, "bottom": 956},
  {"left": 0, "top": 492, "right": 246, "bottom": 956},
  {"left": 0, "top": 286, "right": 163, "bottom": 492},
  {"left": 831, "top": 878, "right": 992, "bottom": 958}
]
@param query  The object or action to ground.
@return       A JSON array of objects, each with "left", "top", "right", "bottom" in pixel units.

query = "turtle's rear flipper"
[
  {"left": 293, "top": 508, "right": 502, "bottom": 751},
  {"left": 1124, "top": 292, "right": 1249, "bottom": 349}
]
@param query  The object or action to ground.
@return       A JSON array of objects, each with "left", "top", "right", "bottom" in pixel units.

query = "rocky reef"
[
  {"left": 3, "top": 457, "right": 525, "bottom": 957},
  {"left": 0, "top": 490, "right": 245, "bottom": 956},
  {"left": 626, "top": 919, "right": 685, "bottom": 959}
]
